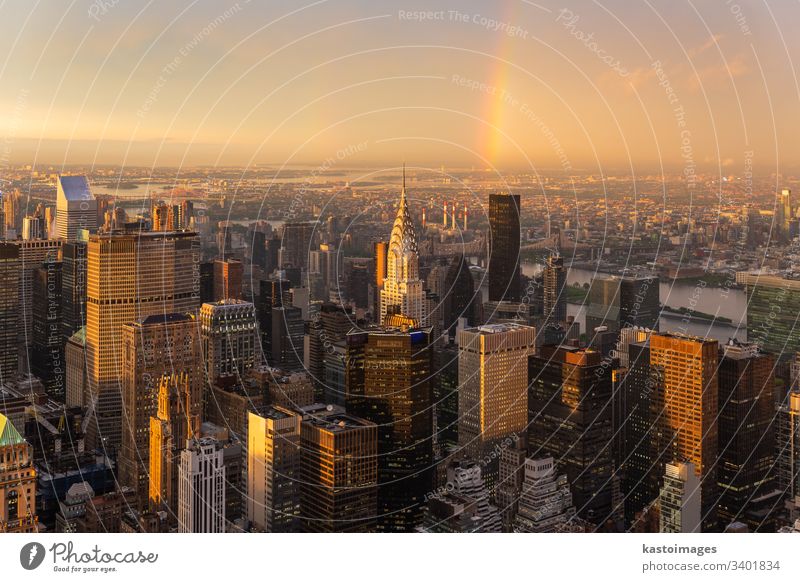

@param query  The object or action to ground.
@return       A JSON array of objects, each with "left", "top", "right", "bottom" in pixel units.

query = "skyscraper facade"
[
  {"left": 488, "top": 193, "right": 521, "bottom": 302},
  {"left": 200, "top": 300, "right": 259, "bottom": 384},
  {"left": 457, "top": 323, "right": 536, "bottom": 491},
  {"left": 0, "top": 243, "right": 19, "bottom": 382},
  {"left": 299, "top": 404, "right": 378, "bottom": 532},
  {"left": 379, "top": 170, "right": 426, "bottom": 325},
  {"left": 649, "top": 333, "right": 719, "bottom": 532},
  {"left": 543, "top": 254, "right": 567, "bottom": 325},
  {"left": 178, "top": 437, "right": 226, "bottom": 533},
  {"left": 85, "top": 230, "right": 200, "bottom": 452},
  {"left": 585, "top": 275, "right": 660, "bottom": 334},
  {"left": 119, "top": 313, "right": 203, "bottom": 507},
  {"left": 56, "top": 175, "right": 98, "bottom": 241},
  {"left": 247, "top": 408, "right": 301, "bottom": 533},
  {"left": 0, "top": 414, "right": 38, "bottom": 533},
  {"left": 360, "top": 325, "right": 433, "bottom": 532},
  {"left": 528, "top": 345, "right": 615, "bottom": 527}
]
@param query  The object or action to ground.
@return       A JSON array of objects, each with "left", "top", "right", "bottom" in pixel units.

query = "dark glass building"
[
  {"left": 488, "top": 194, "right": 520, "bottom": 302},
  {"left": 585, "top": 275, "right": 660, "bottom": 334},
  {"left": 528, "top": 345, "right": 615, "bottom": 528}
]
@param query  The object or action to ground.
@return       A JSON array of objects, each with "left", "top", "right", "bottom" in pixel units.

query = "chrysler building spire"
[{"left": 379, "top": 165, "right": 426, "bottom": 326}]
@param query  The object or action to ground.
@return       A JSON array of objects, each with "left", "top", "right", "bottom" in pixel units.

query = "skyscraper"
[
  {"left": 488, "top": 193, "right": 521, "bottom": 302},
  {"left": 213, "top": 258, "right": 243, "bottom": 302},
  {"left": 528, "top": 345, "right": 615, "bottom": 527},
  {"left": 299, "top": 404, "right": 378, "bottom": 532},
  {"left": 149, "top": 373, "right": 197, "bottom": 518},
  {"left": 585, "top": 275, "right": 660, "bottom": 334},
  {"left": 742, "top": 273, "right": 800, "bottom": 357},
  {"left": 200, "top": 300, "right": 259, "bottom": 384},
  {"left": 280, "top": 221, "right": 316, "bottom": 271},
  {"left": 543, "top": 254, "right": 567, "bottom": 325},
  {"left": 649, "top": 332, "right": 719, "bottom": 532},
  {"left": 178, "top": 437, "right": 226, "bottom": 533},
  {"left": 14, "top": 238, "right": 62, "bottom": 350},
  {"left": 0, "top": 413, "right": 37, "bottom": 533},
  {"left": 360, "top": 325, "right": 433, "bottom": 532},
  {"left": 776, "top": 390, "right": 800, "bottom": 504},
  {"left": 119, "top": 313, "right": 203, "bottom": 507},
  {"left": 513, "top": 457, "right": 576, "bottom": 533},
  {"left": 31, "top": 260, "right": 65, "bottom": 400},
  {"left": 61, "top": 239, "right": 88, "bottom": 340},
  {"left": 85, "top": 230, "right": 200, "bottom": 452},
  {"left": 717, "top": 340, "right": 777, "bottom": 530},
  {"left": 55, "top": 175, "right": 98, "bottom": 241},
  {"left": 457, "top": 323, "right": 536, "bottom": 491},
  {"left": 0, "top": 242, "right": 19, "bottom": 382},
  {"left": 659, "top": 461, "right": 701, "bottom": 533},
  {"left": 379, "top": 168, "right": 426, "bottom": 325},
  {"left": 247, "top": 408, "right": 301, "bottom": 532},
  {"left": 373, "top": 240, "right": 388, "bottom": 312},
  {"left": 442, "top": 254, "right": 478, "bottom": 337}
]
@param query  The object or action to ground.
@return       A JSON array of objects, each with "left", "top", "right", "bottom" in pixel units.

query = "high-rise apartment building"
[
  {"left": 543, "top": 254, "right": 567, "bottom": 325},
  {"left": 488, "top": 193, "right": 521, "bottom": 302},
  {"left": 56, "top": 175, "right": 98, "bottom": 241},
  {"left": 299, "top": 404, "right": 378, "bottom": 532},
  {"left": 379, "top": 169, "right": 426, "bottom": 325},
  {"left": 247, "top": 407, "right": 301, "bottom": 532},
  {"left": 457, "top": 323, "right": 536, "bottom": 491},
  {"left": 85, "top": 230, "right": 200, "bottom": 452},
  {"left": 178, "top": 437, "right": 226, "bottom": 533}
]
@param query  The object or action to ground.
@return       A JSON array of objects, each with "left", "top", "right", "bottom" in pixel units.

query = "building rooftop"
[
  {"left": 0, "top": 413, "right": 25, "bottom": 446},
  {"left": 58, "top": 175, "right": 94, "bottom": 201}
]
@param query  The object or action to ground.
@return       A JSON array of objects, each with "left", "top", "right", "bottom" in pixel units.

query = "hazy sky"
[{"left": 1, "top": 0, "right": 798, "bottom": 175}]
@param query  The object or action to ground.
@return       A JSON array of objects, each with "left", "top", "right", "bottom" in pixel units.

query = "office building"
[
  {"left": 299, "top": 404, "right": 378, "bottom": 532},
  {"left": 178, "top": 437, "right": 226, "bottom": 533},
  {"left": 528, "top": 346, "right": 615, "bottom": 527},
  {"left": 379, "top": 168, "right": 426, "bottom": 325},
  {"left": 649, "top": 332, "right": 719, "bottom": 532},
  {"left": 280, "top": 221, "right": 316, "bottom": 271},
  {"left": 442, "top": 254, "right": 479, "bottom": 336},
  {"left": 543, "top": 254, "right": 567, "bottom": 325},
  {"left": 360, "top": 325, "right": 433, "bottom": 532},
  {"left": 717, "top": 340, "right": 777, "bottom": 530},
  {"left": 585, "top": 275, "right": 660, "bottom": 334},
  {"left": 742, "top": 273, "right": 800, "bottom": 357},
  {"left": 488, "top": 193, "right": 521, "bottom": 302},
  {"left": 0, "top": 243, "right": 19, "bottom": 381},
  {"left": 457, "top": 323, "right": 535, "bottom": 491},
  {"left": 213, "top": 258, "right": 243, "bottom": 302},
  {"left": 0, "top": 413, "right": 37, "bottom": 533},
  {"left": 14, "top": 239, "right": 62, "bottom": 350},
  {"left": 119, "top": 313, "right": 202, "bottom": 507},
  {"left": 513, "top": 457, "right": 576, "bottom": 533},
  {"left": 247, "top": 408, "right": 301, "bottom": 532},
  {"left": 659, "top": 461, "right": 702, "bottom": 533},
  {"left": 55, "top": 175, "right": 97, "bottom": 241},
  {"left": 31, "top": 260, "right": 65, "bottom": 399},
  {"left": 776, "top": 390, "right": 800, "bottom": 502},
  {"left": 200, "top": 300, "right": 259, "bottom": 384},
  {"left": 84, "top": 230, "right": 200, "bottom": 452},
  {"left": 61, "top": 239, "right": 88, "bottom": 340}
]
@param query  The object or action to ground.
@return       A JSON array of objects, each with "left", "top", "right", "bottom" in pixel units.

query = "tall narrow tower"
[{"left": 379, "top": 165, "right": 426, "bottom": 325}]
